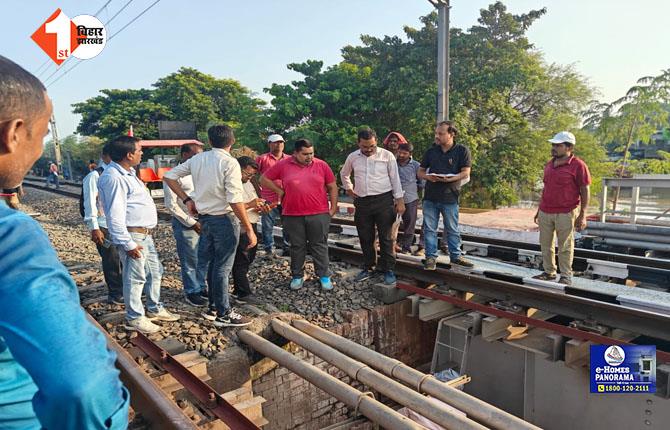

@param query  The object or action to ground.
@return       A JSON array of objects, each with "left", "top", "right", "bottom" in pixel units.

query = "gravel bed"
[{"left": 17, "top": 188, "right": 383, "bottom": 358}]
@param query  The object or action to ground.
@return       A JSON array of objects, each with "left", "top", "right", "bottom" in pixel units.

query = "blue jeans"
[
  {"left": 118, "top": 232, "right": 164, "bottom": 321},
  {"left": 171, "top": 218, "right": 200, "bottom": 295},
  {"left": 45, "top": 173, "right": 59, "bottom": 188},
  {"left": 261, "top": 206, "right": 289, "bottom": 252},
  {"left": 197, "top": 214, "right": 240, "bottom": 314},
  {"left": 423, "top": 200, "right": 461, "bottom": 260}
]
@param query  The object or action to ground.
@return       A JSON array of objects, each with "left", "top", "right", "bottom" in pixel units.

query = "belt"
[
  {"left": 200, "top": 212, "right": 232, "bottom": 219},
  {"left": 127, "top": 226, "right": 152, "bottom": 234}
]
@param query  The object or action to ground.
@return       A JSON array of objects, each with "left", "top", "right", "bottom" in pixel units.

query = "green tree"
[
  {"left": 73, "top": 68, "right": 267, "bottom": 148},
  {"left": 583, "top": 69, "right": 670, "bottom": 208},
  {"left": 266, "top": 2, "right": 594, "bottom": 207},
  {"left": 37, "top": 135, "right": 104, "bottom": 179}
]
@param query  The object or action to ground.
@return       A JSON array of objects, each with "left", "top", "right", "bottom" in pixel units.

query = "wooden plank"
[
  {"left": 565, "top": 339, "right": 590, "bottom": 368},
  {"left": 221, "top": 386, "right": 253, "bottom": 404},
  {"left": 98, "top": 311, "right": 126, "bottom": 325},
  {"left": 81, "top": 295, "right": 108, "bottom": 307},
  {"left": 154, "top": 362, "right": 211, "bottom": 394},
  {"left": 78, "top": 281, "right": 106, "bottom": 293},
  {"left": 482, "top": 315, "right": 513, "bottom": 341}
]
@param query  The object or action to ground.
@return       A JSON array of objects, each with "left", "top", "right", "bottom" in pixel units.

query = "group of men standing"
[
  {"left": 81, "top": 121, "right": 480, "bottom": 337},
  {"left": 81, "top": 118, "right": 592, "bottom": 340},
  {"left": 0, "top": 53, "right": 593, "bottom": 429}
]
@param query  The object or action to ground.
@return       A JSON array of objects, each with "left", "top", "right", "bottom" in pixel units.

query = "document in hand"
[
  {"left": 390, "top": 214, "right": 403, "bottom": 248},
  {"left": 426, "top": 173, "right": 470, "bottom": 186}
]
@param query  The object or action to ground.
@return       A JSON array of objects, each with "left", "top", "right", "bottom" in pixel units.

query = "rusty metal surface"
[
  {"left": 394, "top": 281, "right": 670, "bottom": 364},
  {"left": 328, "top": 245, "right": 670, "bottom": 343},
  {"left": 132, "top": 331, "right": 260, "bottom": 430},
  {"left": 86, "top": 315, "right": 198, "bottom": 430}
]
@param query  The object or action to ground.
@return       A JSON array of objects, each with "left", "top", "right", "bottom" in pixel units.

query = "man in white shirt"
[
  {"left": 231, "top": 156, "right": 266, "bottom": 305},
  {"left": 163, "top": 125, "right": 256, "bottom": 328},
  {"left": 163, "top": 143, "right": 205, "bottom": 306},
  {"left": 81, "top": 144, "right": 122, "bottom": 304},
  {"left": 99, "top": 136, "right": 180, "bottom": 334},
  {"left": 340, "top": 127, "right": 405, "bottom": 286}
]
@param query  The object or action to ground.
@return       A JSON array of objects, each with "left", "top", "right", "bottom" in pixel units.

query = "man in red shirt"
[
  {"left": 533, "top": 131, "right": 591, "bottom": 286},
  {"left": 261, "top": 139, "right": 339, "bottom": 290},
  {"left": 256, "top": 134, "right": 290, "bottom": 255}
]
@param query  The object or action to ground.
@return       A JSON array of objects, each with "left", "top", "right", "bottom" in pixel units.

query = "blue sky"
[{"left": 3, "top": 0, "right": 669, "bottom": 138}]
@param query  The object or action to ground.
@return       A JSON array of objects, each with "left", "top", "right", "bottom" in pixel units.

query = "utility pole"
[
  {"left": 49, "top": 115, "right": 62, "bottom": 169},
  {"left": 429, "top": 0, "right": 451, "bottom": 122}
]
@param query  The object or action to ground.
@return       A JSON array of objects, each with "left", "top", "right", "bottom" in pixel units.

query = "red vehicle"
[{"left": 137, "top": 139, "right": 204, "bottom": 198}]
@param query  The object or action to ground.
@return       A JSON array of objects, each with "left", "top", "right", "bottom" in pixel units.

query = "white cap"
[
  {"left": 548, "top": 131, "right": 576, "bottom": 146},
  {"left": 267, "top": 134, "right": 284, "bottom": 143}
]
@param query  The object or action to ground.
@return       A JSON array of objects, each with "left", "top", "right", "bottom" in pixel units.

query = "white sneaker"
[
  {"left": 146, "top": 308, "right": 180, "bottom": 322},
  {"left": 125, "top": 316, "right": 161, "bottom": 334}
]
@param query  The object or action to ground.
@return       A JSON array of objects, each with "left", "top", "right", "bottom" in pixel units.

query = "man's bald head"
[
  {"left": 0, "top": 56, "right": 52, "bottom": 189},
  {"left": 0, "top": 56, "right": 48, "bottom": 126}
]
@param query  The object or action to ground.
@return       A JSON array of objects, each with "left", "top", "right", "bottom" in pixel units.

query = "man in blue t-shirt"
[{"left": 0, "top": 55, "right": 129, "bottom": 429}]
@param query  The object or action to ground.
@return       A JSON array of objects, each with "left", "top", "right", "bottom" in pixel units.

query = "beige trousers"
[{"left": 538, "top": 209, "right": 578, "bottom": 277}]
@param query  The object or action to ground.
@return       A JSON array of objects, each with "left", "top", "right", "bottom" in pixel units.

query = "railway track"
[
  {"left": 20, "top": 183, "right": 264, "bottom": 428},
  {"left": 24, "top": 176, "right": 670, "bottom": 274},
  {"left": 327, "top": 218, "right": 670, "bottom": 291},
  {"left": 21, "top": 179, "right": 172, "bottom": 221},
  {"left": 26, "top": 183, "right": 670, "bottom": 355}
]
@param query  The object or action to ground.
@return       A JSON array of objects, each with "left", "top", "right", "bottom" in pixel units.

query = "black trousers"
[
  {"left": 96, "top": 228, "right": 123, "bottom": 298},
  {"left": 232, "top": 225, "right": 258, "bottom": 297},
  {"left": 400, "top": 199, "right": 419, "bottom": 251},
  {"left": 353, "top": 191, "right": 396, "bottom": 272},
  {"left": 282, "top": 213, "right": 331, "bottom": 278}
]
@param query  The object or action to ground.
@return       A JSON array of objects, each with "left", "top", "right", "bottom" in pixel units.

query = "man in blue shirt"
[
  {"left": 0, "top": 55, "right": 129, "bottom": 429},
  {"left": 418, "top": 121, "right": 473, "bottom": 270},
  {"left": 99, "top": 136, "right": 180, "bottom": 334},
  {"left": 82, "top": 144, "right": 123, "bottom": 304}
]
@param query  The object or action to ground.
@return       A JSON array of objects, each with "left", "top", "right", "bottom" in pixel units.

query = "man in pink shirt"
[
  {"left": 261, "top": 139, "right": 339, "bottom": 290},
  {"left": 256, "top": 134, "right": 290, "bottom": 255},
  {"left": 533, "top": 131, "right": 591, "bottom": 286}
]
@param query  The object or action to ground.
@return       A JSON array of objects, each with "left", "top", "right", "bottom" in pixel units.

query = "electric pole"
[
  {"left": 429, "top": 0, "right": 451, "bottom": 122},
  {"left": 49, "top": 115, "right": 62, "bottom": 169}
]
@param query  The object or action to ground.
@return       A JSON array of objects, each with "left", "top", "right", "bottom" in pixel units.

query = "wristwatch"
[
  {"left": 182, "top": 196, "right": 193, "bottom": 204},
  {"left": 2, "top": 186, "right": 20, "bottom": 194}
]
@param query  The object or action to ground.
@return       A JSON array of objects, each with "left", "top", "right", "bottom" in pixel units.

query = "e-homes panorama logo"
[{"left": 31, "top": 8, "right": 106, "bottom": 65}]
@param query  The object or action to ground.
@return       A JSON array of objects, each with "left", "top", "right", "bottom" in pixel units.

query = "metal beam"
[
  {"left": 328, "top": 246, "right": 670, "bottom": 343},
  {"left": 131, "top": 332, "right": 260, "bottom": 430},
  {"left": 603, "top": 177, "right": 670, "bottom": 189},
  {"left": 271, "top": 319, "right": 487, "bottom": 430},
  {"left": 238, "top": 330, "right": 425, "bottom": 430},
  {"left": 435, "top": 0, "right": 450, "bottom": 121},
  {"left": 292, "top": 319, "right": 540, "bottom": 430},
  {"left": 393, "top": 281, "right": 670, "bottom": 364},
  {"left": 85, "top": 315, "right": 198, "bottom": 429}
]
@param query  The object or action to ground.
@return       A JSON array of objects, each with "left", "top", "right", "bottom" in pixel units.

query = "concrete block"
[{"left": 372, "top": 282, "right": 411, "bottom": 304}]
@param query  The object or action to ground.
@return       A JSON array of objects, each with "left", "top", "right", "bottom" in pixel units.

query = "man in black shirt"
[{"left": 418, "top": 121, "right": 474, "bottom": 270}]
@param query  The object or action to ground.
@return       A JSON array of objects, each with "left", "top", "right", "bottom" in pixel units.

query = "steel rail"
[
  {"left": 327, "top": 245, "right": 670, "bottom": 344},
  {"left": 393, "top": 281, "right": 670, "bottom": 364},
  {"left": 131, "top": 332, "right": 260, "bottom": 430},
  {"left": 329, "top": 216, "right": 670, "bottom": 271},
  {"left": 21, "top": 180, "right": 172, "bottom": 220},
  {"left": 86, "top": 315, "right": 198, "bottom": 429}
]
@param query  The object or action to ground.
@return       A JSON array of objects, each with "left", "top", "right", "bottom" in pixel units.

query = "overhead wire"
[
  {"left": 46, "top": 0, "right": 161, "bottom": 88},
  {"left": 45, "top": 0, "right": 162, "bottom": 88}
]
